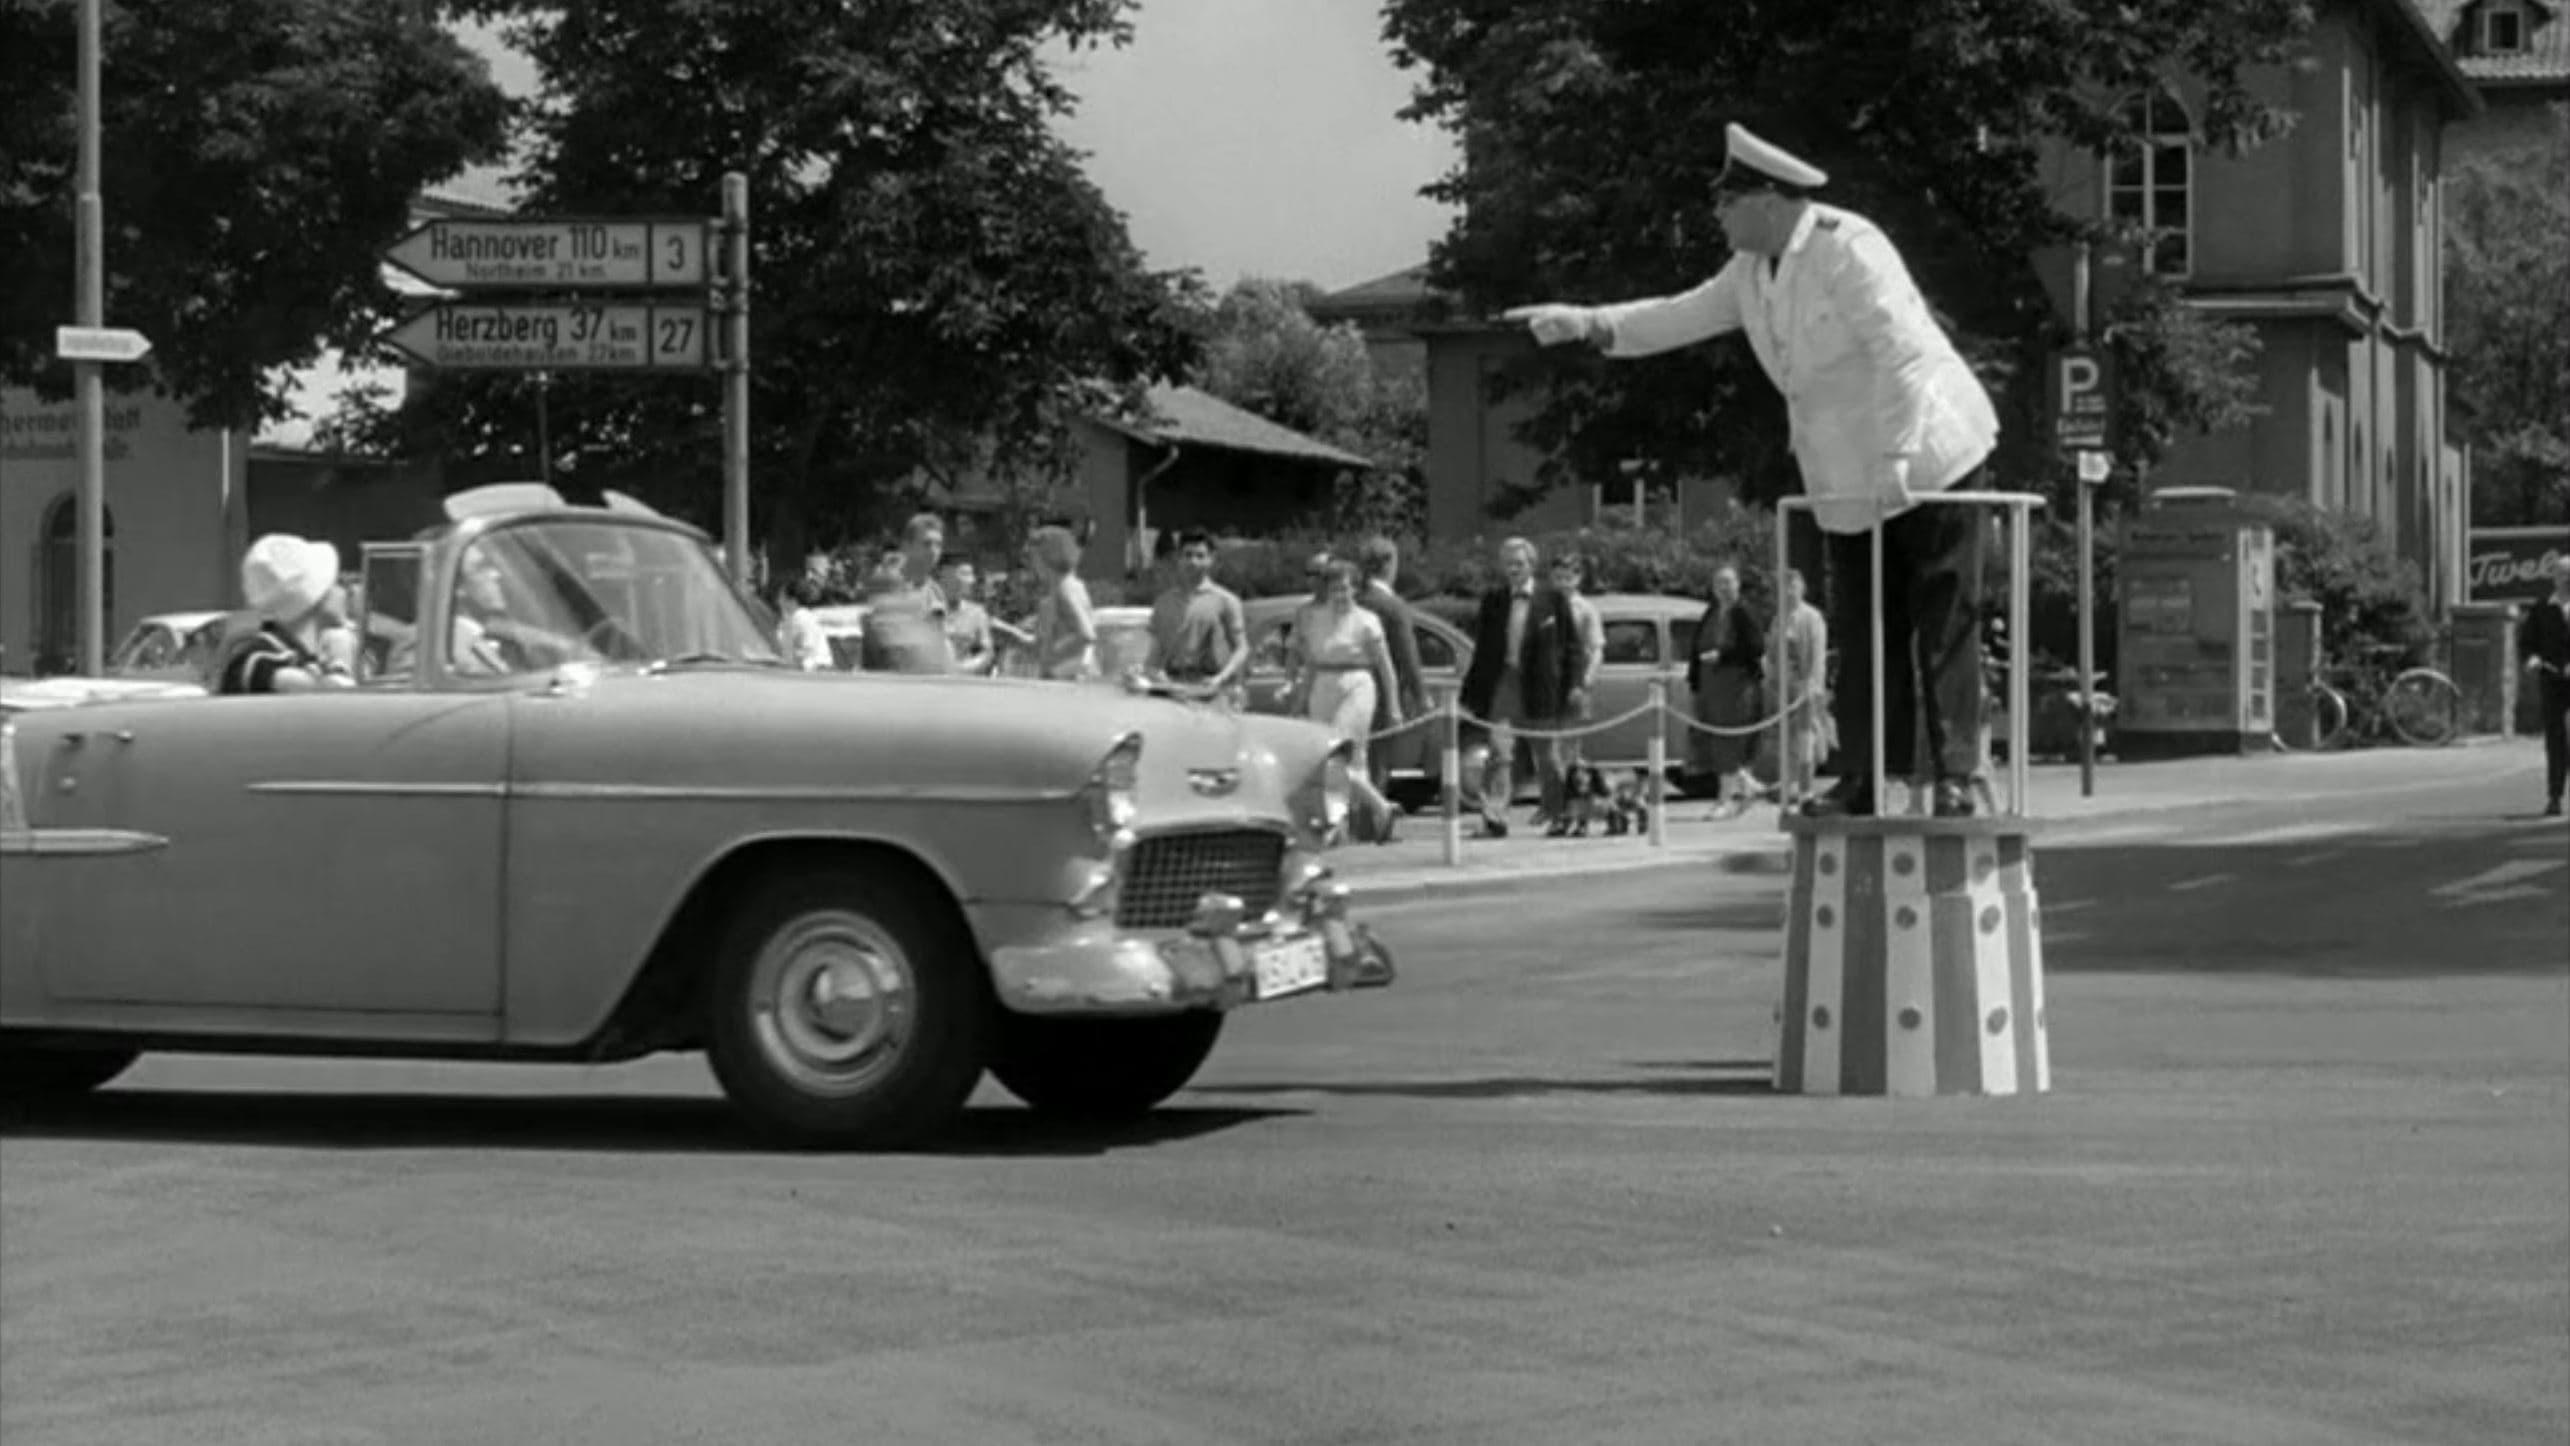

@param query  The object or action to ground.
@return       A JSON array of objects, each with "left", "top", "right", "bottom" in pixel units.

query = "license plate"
[{"left": 1251, "top": 935, "right": 1329, "bottom": 1001}]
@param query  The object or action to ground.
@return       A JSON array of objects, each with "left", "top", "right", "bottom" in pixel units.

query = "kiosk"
[
  {"left": 1771, "top": 492, "right": 2052, "bottom": 1098},
  {"left": 2114, "top": 487, "right": 2278, "bottom": 757}
]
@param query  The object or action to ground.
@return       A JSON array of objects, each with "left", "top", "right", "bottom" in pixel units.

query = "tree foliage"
[
  {"left": 2444, "top": 122, "right": 2570, "bottom": 528},
  {"left": 1188, "top": 277, "right": 1429, "bottom": 536},
  {"left": 335, "top": 0, "right": 1206, "bottom": 563},
  {"left": 0, "top": 0, "right": 510, "bottom": 428},
  {"left": 1377, "top": 0, "right": 2309, "bottom": 507}
]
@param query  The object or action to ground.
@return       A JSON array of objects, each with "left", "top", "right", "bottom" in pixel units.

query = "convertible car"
[{"left": 0, "top": 487, "right": 1395, "bottom": 1147}]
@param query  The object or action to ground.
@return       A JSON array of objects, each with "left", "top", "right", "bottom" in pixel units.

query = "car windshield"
[{"left": 446, "top": 518, "right": 784, "bottom": 676}]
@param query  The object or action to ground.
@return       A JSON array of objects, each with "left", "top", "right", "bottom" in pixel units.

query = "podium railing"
[{"left": 1774, "top": 490, "right": 2048, "bottom": 821}]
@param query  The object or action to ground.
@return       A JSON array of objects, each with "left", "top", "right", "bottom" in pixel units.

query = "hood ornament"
[{"left": 1186, "top": 767, "right": 1241, "bottom": 797}]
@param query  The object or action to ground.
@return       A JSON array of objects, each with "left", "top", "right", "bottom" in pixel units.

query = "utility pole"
[
  {"left": 74, "top": 0, "right": 106, "bottom": 675},
  {"left": 2073, "top": 243, "right": 2097, "bottom": 799}
]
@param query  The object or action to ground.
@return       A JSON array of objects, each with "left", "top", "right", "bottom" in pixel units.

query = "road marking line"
[
  {"left": 2166, "top": 873, "right": 2236, "bottom": 893},
  {"left": 2194, "top": 821, "right": 2367, "bottom": 848},
  {"left": 2430, "top": 858, "right": 2568, "bottom": 908}
]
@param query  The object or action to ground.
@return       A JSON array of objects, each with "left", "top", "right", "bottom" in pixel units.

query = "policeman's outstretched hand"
[{"left": 1501, "top": 304, "right": 1597, "bottom": 348}]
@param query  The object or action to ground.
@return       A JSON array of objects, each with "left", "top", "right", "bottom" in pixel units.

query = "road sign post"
[
  {"left": 721, "top": 173, "right": 751, "bottom": 584},
  {"left": 2060, "top": 246, "right": 2119, "bottom": 798}
]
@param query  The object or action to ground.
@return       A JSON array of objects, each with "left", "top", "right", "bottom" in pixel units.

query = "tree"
[
  {"left": 2445, "top": 128, "right": 2570, "bottom": 528},
  {"left": 340, "top": 0, "right": 1206, "bottom": 565},
  {"left": 1189, "top": 277, "right": 1429, "bottom": 534},
  {"left": 0, "top": 0, "right": 510, "bottom": 429},
  {"left": 1377, "top": 0, "right": 2307, "bottom": 510}
]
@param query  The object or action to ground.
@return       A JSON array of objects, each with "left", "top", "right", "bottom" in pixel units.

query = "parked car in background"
[
  {"left": 1237, "top": 594, "right": 1466, "bottom": 806},
  {"left": 106, "top": 610, "right": 229, "bottom": 683},
  {"left": 0, "top": 484, "right": 1395, "bottom": 1147},
  {"left": 1236, "top": 591, "right": 1716, "bottom": 799}
]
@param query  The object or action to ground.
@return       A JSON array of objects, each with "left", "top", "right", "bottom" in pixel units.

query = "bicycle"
[{"left": 2272, "top": 641, "right": 2463, "bottom": 750}]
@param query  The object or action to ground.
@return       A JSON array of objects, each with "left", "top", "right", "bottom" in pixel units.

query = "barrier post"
[
  {"left": 1772, "top": 515, "right": 1795, "bottom": 822},
  {"left": 1771, "top": 491, "right": 2052, "bottom": 1099},
  {"left": 1438, "top": 682, "right": 1463, "bottom": 868},
  {"left": 1645, "top": 677, "right": 1669, "bottom": 849}
]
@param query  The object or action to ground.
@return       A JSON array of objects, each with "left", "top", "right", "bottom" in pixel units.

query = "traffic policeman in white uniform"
[{"left": 1505, "top": 123, "right": 2001, "bottom": 818}]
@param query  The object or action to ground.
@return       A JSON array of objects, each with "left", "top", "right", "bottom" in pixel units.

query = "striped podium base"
[{"left": 1775, "top": 815, "right": 2050, "bottom": 1097}]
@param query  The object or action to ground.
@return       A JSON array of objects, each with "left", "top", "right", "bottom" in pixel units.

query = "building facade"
[
  {"left": 2033, "top": 0, "right": 2481, "bottom": 610},
  {"left": 1315, "top": 0, "right": 2482, "bottom": 608}
]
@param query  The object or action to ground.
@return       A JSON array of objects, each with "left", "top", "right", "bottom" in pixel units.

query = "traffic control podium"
[
  {"left": 1769, "top": 489, "right": 2056, "bottom": 1099},
  {"left": 1775, "top": 815, "right": 2049, "bottom": 1097}
]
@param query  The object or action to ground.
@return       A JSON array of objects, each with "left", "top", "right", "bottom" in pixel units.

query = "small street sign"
[
  {"left": 2050, "top": 345, "right": 2116, "bottom": 453},
  {"left": 2076, "top": 449, "right": 2112, "bottom": 485},
  {"left": 54, "top": 325, "right": 152, "bottom": 363},
  {"left": 384, "top": 302, "right": 712, "bottom": 372},
  {"left": 381, "top": 217, "right": 710, "bottom": 291}
]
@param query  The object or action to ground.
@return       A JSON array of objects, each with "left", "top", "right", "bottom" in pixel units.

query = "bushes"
[{"left": 2233, "top": 495, "right": 2430, "bottom": 666}]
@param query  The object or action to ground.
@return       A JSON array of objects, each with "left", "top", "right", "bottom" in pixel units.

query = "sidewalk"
[{"left": 1334, "top": 738, "right": 2546, "bottom": 902}]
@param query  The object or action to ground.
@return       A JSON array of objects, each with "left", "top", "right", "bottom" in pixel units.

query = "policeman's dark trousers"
[
  {"left": 1823, "top": 491, "right": 1987, "bottom": 792},
  {"left": 2541, "top": 674, "right": 2568, "bottom": 806}
]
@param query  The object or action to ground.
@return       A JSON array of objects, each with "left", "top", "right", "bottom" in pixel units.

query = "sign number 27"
[{"left": 654, "top": 312, "right": 701, "bottom": 365}]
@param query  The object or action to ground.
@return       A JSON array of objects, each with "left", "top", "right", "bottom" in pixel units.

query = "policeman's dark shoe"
[
  {"left": 1933, "top": 781, "right": 1978, "bottom": 819},
  {"left": 1801, "top": 786, "right": 1875, "bottom": 819},
  {"left": 2545, "top": 798, "right": 2564, "bottom": 818}
]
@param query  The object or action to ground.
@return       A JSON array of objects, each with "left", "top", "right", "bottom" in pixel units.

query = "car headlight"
[
  {"left": 1085, "top": 731, "right": 1143, "bottom": 847},
  {"left": 1311, "top": 738, "right": 1354, "bottom": 843}
]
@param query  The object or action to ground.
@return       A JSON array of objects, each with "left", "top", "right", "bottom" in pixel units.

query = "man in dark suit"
[
  {"left": 1459, "top": 536, "right": 1583, "bottom": 837},
  {"left": 1355, "top": 535, "right": 1427, "bottom": 794},
  {"left": 2520, "top": 553, "right": 2570, "bottom": 817}
]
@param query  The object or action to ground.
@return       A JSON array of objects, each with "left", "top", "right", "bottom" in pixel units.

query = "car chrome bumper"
[{"left": 989, "top": 881, "right": 1396, "bottom": 1016}]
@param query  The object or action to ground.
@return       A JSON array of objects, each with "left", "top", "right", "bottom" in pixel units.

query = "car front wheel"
[
  {"left": 703, "top": 865, "right": 989, "bottom": 1149},
  {"left": 988, "top": 1010, "right": 1225, "bottom": 1122}
]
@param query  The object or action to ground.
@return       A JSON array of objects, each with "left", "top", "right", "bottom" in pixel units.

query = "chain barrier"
[{"left": 1353, "top": 686, "right": 1825, "bottom": 746}]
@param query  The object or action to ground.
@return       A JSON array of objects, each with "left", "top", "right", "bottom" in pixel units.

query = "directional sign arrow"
[{"left": 55, "top": 326, "right": 152, "bottom": 364}]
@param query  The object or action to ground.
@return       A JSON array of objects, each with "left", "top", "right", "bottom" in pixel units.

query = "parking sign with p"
[{"left": 2051, "top": 346, "right": 2115, "bottom": 454}]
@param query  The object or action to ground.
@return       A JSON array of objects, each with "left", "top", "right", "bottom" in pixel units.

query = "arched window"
[
  {"left": 36, "top": 493, "right": 114, "bottom": 673},
  {"left": 2106, "top": 91, "right": 2194, "bottom": 276}
]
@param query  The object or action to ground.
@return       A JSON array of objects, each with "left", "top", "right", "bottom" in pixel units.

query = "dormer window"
[{"left": 2484, "top": 0, "right": 2528, "bottom": 52}]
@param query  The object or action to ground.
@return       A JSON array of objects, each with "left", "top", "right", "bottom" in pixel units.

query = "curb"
[{"left": 1338, "top": 752, "right": 2542, "bottom": 904}]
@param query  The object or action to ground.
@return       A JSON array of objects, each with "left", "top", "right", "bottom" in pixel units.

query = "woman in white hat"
[{"left": 215, "top": 533, "right": 357, "bottom": 695}]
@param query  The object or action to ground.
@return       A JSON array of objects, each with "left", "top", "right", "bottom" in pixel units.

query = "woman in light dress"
[
  {"left": 1775, "top": 567, "right": 1835, "bottom": 808},
  {"left": 775, "top": 575, "right": 834, "bottom": 671},
  {"left": 1285, "top": 561, "right": 1406, "bottom": 842},
  {"left": 1022, "top": 524, "right": 1098, "bottom": 681}
]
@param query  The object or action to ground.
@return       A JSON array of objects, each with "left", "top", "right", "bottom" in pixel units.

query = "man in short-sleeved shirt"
[
  {"left": 1145, "top": 530, "right": 1248, "bottom": 700},
  {"left": 860, "top": 512, "right": 957, "bottom": 674}
]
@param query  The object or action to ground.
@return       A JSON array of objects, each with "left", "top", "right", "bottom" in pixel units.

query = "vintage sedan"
[{"left": 0, "top": 487, "right": 1394, "bottom": 1147}]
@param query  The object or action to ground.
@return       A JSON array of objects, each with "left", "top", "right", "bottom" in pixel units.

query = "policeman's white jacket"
[{"left": 1588, "top": 203, "right": 1999, "bottom": 536}]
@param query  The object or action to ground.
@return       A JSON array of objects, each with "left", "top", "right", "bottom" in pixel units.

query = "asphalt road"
[{"left": 3, "top": 766, "right": 2564, "bottom": 1445}]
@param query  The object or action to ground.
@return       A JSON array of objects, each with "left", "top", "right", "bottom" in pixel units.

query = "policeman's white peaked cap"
[{"left": 1716, "top": 123, "right": 1828, "bottom": 191}]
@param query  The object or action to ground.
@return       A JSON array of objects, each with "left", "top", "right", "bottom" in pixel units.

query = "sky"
[{"left": 453, "top": 0, "right": 1458, "bottom": 295}]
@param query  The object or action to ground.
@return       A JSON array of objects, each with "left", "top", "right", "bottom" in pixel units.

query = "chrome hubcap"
[{"left": 748, "top": 911, "right": 915, "bottom": 1096}]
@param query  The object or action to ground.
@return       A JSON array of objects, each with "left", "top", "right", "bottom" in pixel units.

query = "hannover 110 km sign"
[{"left": 382, "top": 217, "right": 710, "bottom": 291}]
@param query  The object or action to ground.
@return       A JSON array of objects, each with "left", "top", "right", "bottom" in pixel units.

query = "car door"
[
  {"left": 16, "top": 687, "right": 510, "bottom": 1027},
  {"left": 1587, "top": 613, "right": 1674, "bottom": 769}
]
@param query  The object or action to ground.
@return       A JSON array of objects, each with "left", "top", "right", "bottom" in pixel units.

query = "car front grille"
[{"left": 1116, "top": 828, "right": 1288, "bottom": 930}]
